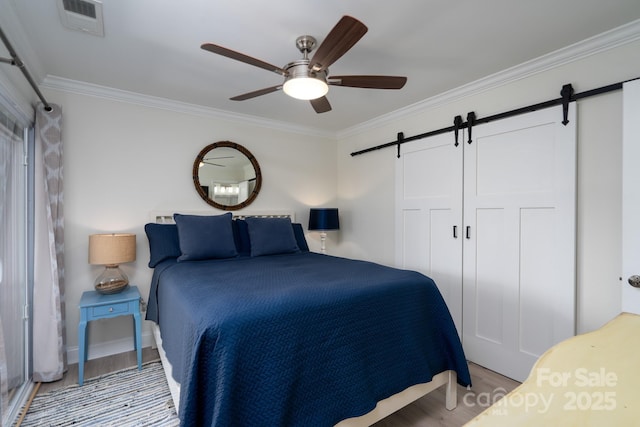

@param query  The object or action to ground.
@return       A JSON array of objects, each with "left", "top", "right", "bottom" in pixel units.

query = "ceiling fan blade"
[
  {"left": 201, "top": 43, "right": 287, "bottom": 76},
  {"left": 310, "top": 96, "right": 331, "bottom": 113},
  {"left": 309, "top": 16, "right": 368, "bottom": 72},
  {"left": 328, "top": 75, "right": 407, "bottom": 89},
  {"left": 230, "top": 85, "right": 282, "bottom": 101}
]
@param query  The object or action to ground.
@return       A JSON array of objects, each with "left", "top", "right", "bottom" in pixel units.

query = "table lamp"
[
  {"left": 308, "top": 208, "right": 340, "bottom": 254},
  {"left": 89, "top": 233, "right": 136, "bottom": 294}
]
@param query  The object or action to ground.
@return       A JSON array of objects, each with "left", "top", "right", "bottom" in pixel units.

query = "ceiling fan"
[{"left": 201, "top": 15, "right": 407, "bottom": 114}]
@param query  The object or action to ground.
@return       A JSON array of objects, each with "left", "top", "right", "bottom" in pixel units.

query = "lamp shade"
[
  {"left": 308, "top": 208, "right": 340, "bottom": 231},
  {"left": 89, "top": 233, "right": 136, "bottom": 294},
  {"left": 89, "top": 233, "right": 136, "bottom": 265}
]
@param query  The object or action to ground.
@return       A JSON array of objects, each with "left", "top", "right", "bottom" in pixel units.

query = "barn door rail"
[
  {"left": 350, "top": 77, "right": 639, "bottom": 157},
  {"left": 0, "top": 25, "right": 52, "bottom": 112}
]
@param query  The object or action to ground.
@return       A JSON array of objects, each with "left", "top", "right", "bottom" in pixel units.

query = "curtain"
[
  {"left": 0, "top": 108, "right": 26, "bottom": 423},
  {"left": 32, "top": 103, "right": 66, "bottom": 382}
]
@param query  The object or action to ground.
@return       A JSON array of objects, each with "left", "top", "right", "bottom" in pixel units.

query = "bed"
[
  {"left": 464, "top": 312, "right": 640, "bottom": 426},
  {"left": 144, "top": 212, "right": 471, "bottom": 426}
]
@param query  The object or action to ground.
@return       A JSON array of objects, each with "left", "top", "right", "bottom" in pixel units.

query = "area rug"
[{"left": 16, "top": 360, "right": 179, "bottom": 426}]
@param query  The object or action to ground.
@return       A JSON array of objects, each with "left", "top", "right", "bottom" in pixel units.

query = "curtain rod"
[
  {"left": 351, "top": 77, "right": 639, "bottom": 157},
  {"left": 0, "top": 25, "right": 52, "bottom": 112}
]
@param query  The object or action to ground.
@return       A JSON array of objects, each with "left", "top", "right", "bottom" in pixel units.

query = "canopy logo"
[{"left": 463, "top": 367, "right": 618, "bottom": 415}]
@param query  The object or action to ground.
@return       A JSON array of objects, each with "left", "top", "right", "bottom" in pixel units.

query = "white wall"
[
  {"left": 337, "top": 39, "right": 640, "bottom": 334},
  {"left": 43, "top": 88, "right": 337, "bottom": 360}
]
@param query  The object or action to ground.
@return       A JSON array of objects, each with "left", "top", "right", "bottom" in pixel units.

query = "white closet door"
[
  {"left": 462, "top": 105, "right": 576, "bottom": 381},
  {"left": 395, "top": 133, "right": 463, "bottom": 335},
  {"left": 622, "top": 79, "right": 640, "bottom": 314}
]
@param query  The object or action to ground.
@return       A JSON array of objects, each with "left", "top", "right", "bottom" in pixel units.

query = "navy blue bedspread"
[{"left": 147, "top": 252, "right": 470, "bottom": 427}]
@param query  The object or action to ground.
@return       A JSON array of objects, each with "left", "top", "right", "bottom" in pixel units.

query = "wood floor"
[
  {"left": 373, "top": 363, "right": 520, "bottom": 426},
  {"left": 36, "top": 348, "right": 520, "bottom": 426}
]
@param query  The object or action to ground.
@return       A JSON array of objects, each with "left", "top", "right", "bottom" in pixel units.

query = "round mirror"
[{"left": 192, "top": 141, "right": 262, "bottom": 211}]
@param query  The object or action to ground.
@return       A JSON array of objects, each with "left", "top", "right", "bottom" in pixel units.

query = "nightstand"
[{"left": 78, "top": 285, "right": 142, "bottom": 385}]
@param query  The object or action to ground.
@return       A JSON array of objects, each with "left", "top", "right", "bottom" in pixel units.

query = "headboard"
[{"left": 150, "top": 210, "right": 295, "bottom": 224}]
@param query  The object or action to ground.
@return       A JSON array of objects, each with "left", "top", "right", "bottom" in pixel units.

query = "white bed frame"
[
  {"left": 149, "top": 210, "right": 458, "bottom": 425},
  {"left": 152, "top": 324, "right": 181, "bottom": 412}
]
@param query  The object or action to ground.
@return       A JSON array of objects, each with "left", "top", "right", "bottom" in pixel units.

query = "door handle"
[
  {"left": 629, "top": 275, "right": 640, "bottom": 288},
  {"left": 453, "top": 225, "right": 458, "bottom": 239},
  {"left": 466, "top": 226, "right": 471, "bottom": 239}
]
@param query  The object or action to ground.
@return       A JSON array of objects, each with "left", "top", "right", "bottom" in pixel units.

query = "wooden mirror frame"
[{"left": 192, "top": 141, "right": 262, "bottom": 211}]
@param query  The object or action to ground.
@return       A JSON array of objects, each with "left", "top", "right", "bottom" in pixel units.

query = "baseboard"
[{"left": 67, "top": 330, "right": 154, "bottom": 365}]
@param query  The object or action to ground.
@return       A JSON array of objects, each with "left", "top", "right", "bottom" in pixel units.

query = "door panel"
[
  {"left": 400, "top": 209, "right": 427, "bottom": 270},
  {"left": 622, "top": 79, "right": 640, "bottom": 314},
  {"left": 474, "top": 207, "right": 508, "bottom": 344},
  {"left": 463, "top": 105, "right": 576, "bottom": 381},
  {"left": 0, "top": 112, "right": 28, "bottom": 426},
  {"left": 475, "top": 123, "right": 556, "bottom": 195},
  {"left": 396, "top": 133, "right": 463, "bottom": 335},
  {"left": 519, "top": 207, "right": 557, "bottom": 356}
]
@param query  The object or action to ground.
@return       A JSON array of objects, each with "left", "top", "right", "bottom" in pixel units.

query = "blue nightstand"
[{"left": 78, "top": 286, "right": 142, "bottom": 385}]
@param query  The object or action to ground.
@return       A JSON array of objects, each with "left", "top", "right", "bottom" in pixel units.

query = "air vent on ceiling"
[{"left": 56, "top": 0, "right": 104, "bottom": 37}]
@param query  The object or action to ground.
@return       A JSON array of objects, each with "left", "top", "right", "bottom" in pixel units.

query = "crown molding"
[
  {"left": 40, "top": 75, "right": 335, "bottom": 139},
  {"left": 337, "top": 18, "right": 640, "bottom": 139}
]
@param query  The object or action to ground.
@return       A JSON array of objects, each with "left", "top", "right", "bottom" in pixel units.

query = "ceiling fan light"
[{"left": 283, "top": 76, "right": 328, "bottom": 100}]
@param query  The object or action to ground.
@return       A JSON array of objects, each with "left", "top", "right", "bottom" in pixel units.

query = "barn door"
[
  {"left": 395, "top": 132, "right": 463, "bottom": 335},
  {"left": 622, "top": 79, "right": 640, "bottom": 314},
  {"left": 462, "top": 105, "right": 577, "bottom": 381}
]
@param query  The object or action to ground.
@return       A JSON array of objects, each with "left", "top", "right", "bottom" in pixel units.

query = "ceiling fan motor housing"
[
  {"left": 285, "top": 60, "right": 326, "bottom": 81},
  {"left": 295, "top": 35, "right": 317, "bottom": 56}
]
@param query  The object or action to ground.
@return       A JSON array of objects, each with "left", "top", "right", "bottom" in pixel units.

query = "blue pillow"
[
  {"left": 144, "top": 223, "right": 181, "bottom": 267},
  {"left": 245, "top": 217, "right": 300, "bottom": 257},
  {"left": 174, "top": 212, "right": 237, "bottom": 261},
  {"left": 232, "top": 219, "right": 251, "bottom": 257},
  {"left": 292, "top": 223, "right": 309, "bottom": 252}
]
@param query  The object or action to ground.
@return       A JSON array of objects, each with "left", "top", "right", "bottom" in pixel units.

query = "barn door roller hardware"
[
  {"left": 561, "top": 84, "right": 574, "bottom": 125},
  {"left": 466, "top": 112, "right": 476, "bottom": 144},
  {"left": 453, "top": 115, "right": 463, "bottom": 147},
  {"left": 351, "top": 78, "right": 638, "bottom": 157},
  {"left": 0, "top": 25, "right": 52, "bottom": 112}
]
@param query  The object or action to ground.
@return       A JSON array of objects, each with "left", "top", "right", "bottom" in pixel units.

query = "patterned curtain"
[{"left": 33, "top": 103, "right": 66, "bottom": 382}]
